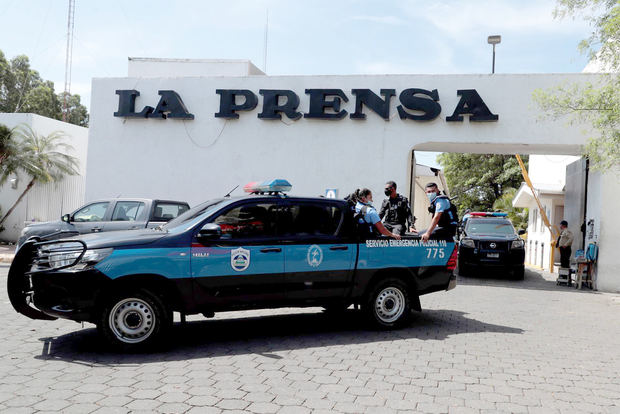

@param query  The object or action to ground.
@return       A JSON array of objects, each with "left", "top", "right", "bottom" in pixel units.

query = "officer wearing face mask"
[
  {"left": 421, "top": 182, "right": 458, "bottom": 242},
  {"left": 379, "top": 181, "right": 417, "bottom": 236},
  {"left": 354, "top": 188, "right": 401, "bottom": 240}
]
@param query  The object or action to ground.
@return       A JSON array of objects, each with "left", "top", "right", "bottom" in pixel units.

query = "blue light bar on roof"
[{"left": 243, "top": 179, "right": 292, "bottom": 193}]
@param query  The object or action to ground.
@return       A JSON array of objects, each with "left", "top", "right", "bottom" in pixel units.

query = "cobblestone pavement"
[{"left": 1, "top": 263, "right": 619, "bottom": 413}]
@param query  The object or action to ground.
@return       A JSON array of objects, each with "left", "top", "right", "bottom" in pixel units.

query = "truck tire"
[
  {"left": 98, "top": 289, "right": 172, "bottom": 352},
  {"left": 512, "top": 265, "right": 525, "bottom": 280},
  {"left": 364, "top": 278, "right": 411, "bottom": 329}
]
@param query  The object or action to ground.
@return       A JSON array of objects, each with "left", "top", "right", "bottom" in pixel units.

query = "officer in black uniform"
[{"left": 379, "top": 181, "right": 417, "bottom": 236}]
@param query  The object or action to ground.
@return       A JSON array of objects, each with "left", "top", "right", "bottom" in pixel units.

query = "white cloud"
[
  {"left": 400, "top": 0, "right": 591, "bottom": 41},
  {"left": 349, "top": 15, "right": 406, "bottom": 26}
]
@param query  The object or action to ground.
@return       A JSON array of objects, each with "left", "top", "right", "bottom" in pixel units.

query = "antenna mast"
[
  {"left": 63, "top": 0, "right": 76, "bottom": 122},
  {"left": 263, "top": 9, "right": 268, "bottom": 73}
]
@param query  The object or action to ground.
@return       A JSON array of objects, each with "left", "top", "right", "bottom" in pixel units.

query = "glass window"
[
  {"left": 73, "top": 202, "right": 109, "bottom": 222},
  {"left": 112, "top": 201, "right": 145, "bottom": 221},
  {"left": 280, "top": 203, "right": 342, "bottom": 237},
  {"left": 153, "top": 202, "right": 190, "bottom": 221},
  {"left": 213, "top": 202, "right": 280, "bottom": 239},
  {"left": 466, "top": 219, "right": 516, "bottom": 236}
]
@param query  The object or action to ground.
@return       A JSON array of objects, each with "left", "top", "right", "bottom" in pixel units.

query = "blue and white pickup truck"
[{"left": 8, "top": 180, "right": 457, "bottom": 351}]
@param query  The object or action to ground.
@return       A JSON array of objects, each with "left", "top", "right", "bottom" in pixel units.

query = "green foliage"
[
  {"left": 0, "top": 50, "right": 88, "bottom": 127},
  {"left": 0, "top": 124, "right": 80, "bottom": 227},
  {"left": 436, "top": 153, "right": 528, "bottom": 216},
  {"left": 535, "top": 0, "right": 620, "bottom": 170},
  {"left": 0, "top": 123, "right": 13, "bottom": 164},
  {"left": 0, "top": 124, "right": 80, "bottom": 186},
  {"left": 492, "top": 187, "right": 529, "bottom": 231}
]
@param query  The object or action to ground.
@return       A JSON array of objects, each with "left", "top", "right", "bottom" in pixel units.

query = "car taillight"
[{"left": 446, "top": 246, "right": 458, "bottom": 271}]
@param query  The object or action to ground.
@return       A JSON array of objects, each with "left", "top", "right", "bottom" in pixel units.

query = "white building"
[
  {"left": 2, "top": 58, "right": 618, "bottom": 292},
  {"left": 0, "top": 114, "right": 89, "bottom": 242},
  {"left": 513, "top": 155, "right": 580, "bottom": 270}
]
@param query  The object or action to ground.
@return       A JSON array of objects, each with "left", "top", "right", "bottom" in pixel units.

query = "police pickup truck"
[{"left": 8, "top": 180, "right": 457, "bottom": 351}]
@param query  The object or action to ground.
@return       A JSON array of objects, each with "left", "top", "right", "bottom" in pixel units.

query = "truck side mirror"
[
  {"left": 518, "top": 229, "right": 526, "bottom": 235},
  {"left": 197, "top": 223, "right": 221, "bottom": 239},
  {"left": 62, "top": 214, "right": 71, "bottom": 223}
]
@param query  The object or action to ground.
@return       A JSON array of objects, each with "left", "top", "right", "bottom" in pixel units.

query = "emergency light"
[
  {"left": 243, "top": 179, "right": 292, "bottom": 194},
  {"left": 464, "top": 212, "right": 508, "bottom": 218}
]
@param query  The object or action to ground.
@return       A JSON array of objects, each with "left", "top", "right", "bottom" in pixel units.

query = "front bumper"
[
  {"left": 8, "top": 241, "right": 108, "bottom": 322},
  {"left": 458, "top": 246, "right": 525, "bottom": 269}
]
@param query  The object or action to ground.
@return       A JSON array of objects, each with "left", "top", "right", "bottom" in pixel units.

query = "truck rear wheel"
[
  {"left": 364, "top": 278, "right": 411, "bottom": 329},
  {"left": 98, "top": 289, "right": 171, "bottom": 351}
]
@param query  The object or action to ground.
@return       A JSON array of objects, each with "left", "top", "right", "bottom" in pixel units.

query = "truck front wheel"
[
  {"left": 364, "top": 278, "right": 411, "bottom": 329},
  {"left": 98, "top": 289, "right": 171, "bottom": 351}
]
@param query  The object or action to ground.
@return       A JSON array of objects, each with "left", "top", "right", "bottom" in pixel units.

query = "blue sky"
[{"left": 1, "top": 0, "right": 593, "bottom": 167}]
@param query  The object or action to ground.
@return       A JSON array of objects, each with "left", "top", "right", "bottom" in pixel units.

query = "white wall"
[
  {"left": 87, "top": 73, "right": 596, "bottom": 209},
  {"left": 586, "top": 169, "right": 620, "bottom": 292},
  {"left": 529, "top": 155, "right": 580, "bottom": 190},
  {"left": 0, "top": 114, "right": 88, "bottom": 242},
  {"left": 128, "top": 58, "right": 265, "bottom": 78}
]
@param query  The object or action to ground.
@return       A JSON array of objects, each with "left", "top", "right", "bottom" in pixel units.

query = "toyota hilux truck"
[{"left": 8, "top": 180, "right": 457, "bottom": 351}]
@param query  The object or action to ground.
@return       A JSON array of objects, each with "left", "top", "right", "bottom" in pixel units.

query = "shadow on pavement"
[
  {"left": 457, "top": 267, "right": 600, "bottom": 294},
  {"left": 36, "top": 308, "right": 523, "bottom": 365}
]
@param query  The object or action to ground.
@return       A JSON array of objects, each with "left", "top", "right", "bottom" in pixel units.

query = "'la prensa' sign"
[{"left": 113, "top": 88, "right": 498, "bottom": 122}]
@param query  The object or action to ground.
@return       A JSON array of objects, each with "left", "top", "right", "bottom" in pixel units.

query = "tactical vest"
[{"left": 429, "top": 195, "right": 459, "bottom": 228}]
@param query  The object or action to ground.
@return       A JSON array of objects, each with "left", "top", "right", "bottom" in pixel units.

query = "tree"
[
  {"left": 534, "top": 0, "right": 619, "bottom": 170},
  {"left": 492, "top": 187, "right": 529, "bottom": 231},
  {"left": 0, "top": 123, "right": 13, "bottom": 165},
  {"left": 0, "top": 50, "right": 89, "bottom": 127},
  {"left": 436, "top": 153, "right": 528, "bottom": 215},
  {"left": 0, "top": 125, "right": 79, "bottom": 228}
]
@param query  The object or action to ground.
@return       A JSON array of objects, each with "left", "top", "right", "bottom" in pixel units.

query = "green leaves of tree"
[
  {"left": 0, "top": 50, "right": 88, "bottom": 127},
  {"left": 437, "top": 153, "right": 528, "bottom": 217}
]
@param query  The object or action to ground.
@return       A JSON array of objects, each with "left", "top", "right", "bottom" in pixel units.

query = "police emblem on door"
[
  {"left": 231, "top": 247, "right": 250, "bottom": 272},
  {"left": 307, "top": 244, "right": 323, "bottom": 267}
]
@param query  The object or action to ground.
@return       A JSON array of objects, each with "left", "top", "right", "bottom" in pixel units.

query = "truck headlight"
[
  {"left": 68, "top": 248, "right": 114, "bottom": 271},
  {"left": 460, "top": 238, "right": 475, "bottom": 248},
  {"left": 511, "top": 239, "right": 524, "bottom": 249},
  {"left": 35, "top": 243, "right": 113, "bottom": 272}
]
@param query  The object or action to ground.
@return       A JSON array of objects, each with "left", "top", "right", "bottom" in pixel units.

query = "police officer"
[
  {"left": 379, "top": 181, "right": 416, "bottom": 236},
  {"left": 355, "top": 188, "right": 401, "bottom": 240},
  {"left": 421, "top": 182, "right": 458, "bottom": 242}
]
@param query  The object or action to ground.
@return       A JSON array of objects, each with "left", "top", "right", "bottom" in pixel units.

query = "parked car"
[
  {"left": 8, "top": 180, "right": 457, "bottom": 351},
  {"left": 16, "top": 199, "right": 190, "bottom": 251},
  {"left": 458, "top": 212, "right": 526, "bottom": 279}
]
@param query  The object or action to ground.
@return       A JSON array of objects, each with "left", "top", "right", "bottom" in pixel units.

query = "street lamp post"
[{"left": 487, "top": 35, "right": 501, "bottom": 74}]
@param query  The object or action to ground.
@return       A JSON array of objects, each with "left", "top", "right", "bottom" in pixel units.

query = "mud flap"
[
  {"left": 7, "top": 241, "right": 57, "bottom": 321},
  {"left": 411, "top": 294, "right": 422, "bottom": 312}
]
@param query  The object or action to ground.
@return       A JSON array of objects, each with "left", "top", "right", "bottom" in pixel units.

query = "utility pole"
[{"left": 63, "top": 0, "right": 75, "bottom": 122}]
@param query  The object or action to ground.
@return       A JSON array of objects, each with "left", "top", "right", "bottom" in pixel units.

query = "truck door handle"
[
  {"left": 260, "top": 247, "right": 282, "bottom": 253},
  {"left": 91, "top": 227, "right": 102, "bottom": 232},
  {"left": 330, "top": 245, "right": 348, "bottom": 251}
]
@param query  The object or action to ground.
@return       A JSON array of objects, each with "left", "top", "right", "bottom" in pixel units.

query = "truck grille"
[
  {"left": 31, "top": 241, "right": 86, "bottom": 272},
  {"left": 479, "top": 241, "right": 509, "bottom": 251}
]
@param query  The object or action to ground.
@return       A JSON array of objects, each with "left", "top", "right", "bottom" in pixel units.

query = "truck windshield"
[
  {"left": 466, "top": 219, "right": 515, "bottom": 235},
  {"left": 161, "top": 199, "right": 226, "bottom": 233}
]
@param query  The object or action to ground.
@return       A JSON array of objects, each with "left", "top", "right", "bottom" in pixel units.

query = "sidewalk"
[{"left": 0, "top": 244, "right": 15, "bottom": 263}]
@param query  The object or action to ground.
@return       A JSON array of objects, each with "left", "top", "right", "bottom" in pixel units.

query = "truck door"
[
  {"left": 104, "top": 200, "right": 147, "bottom": 232},
  {"left": 190, "top": 200, "right": 286, "bottom": 306},
  {"left": 281, "top": 201, "right": 356, "bottom": 300},
  {"left": 71, "top": 201, "right": 111, "bottom": 234}
]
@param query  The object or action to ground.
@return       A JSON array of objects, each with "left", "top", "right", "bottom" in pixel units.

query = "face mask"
[
  {"left": 384, "top": 189, "right": 392, "bottom": 196},
  {"left": 427, "top": 192, "right": 437, "bottom": 203}
]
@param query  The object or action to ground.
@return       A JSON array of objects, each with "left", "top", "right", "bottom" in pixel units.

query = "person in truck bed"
[{"left": 354, "top": 188, "right": 401, "bottom": 240}]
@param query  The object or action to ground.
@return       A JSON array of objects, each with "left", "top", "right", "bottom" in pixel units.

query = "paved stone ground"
[{"left": 1, "top": 262, "right": 619, "bottom": 413}]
